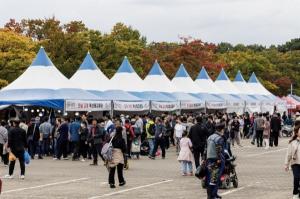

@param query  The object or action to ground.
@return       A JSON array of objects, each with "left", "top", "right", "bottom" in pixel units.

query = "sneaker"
[
  {"left": 292, "top": 195, "right": 299, "bottom": 199},
  {"left": 20, "top": 175, "right": 25, "bottom": 180},
  {"left": 81, "top": 159, "right": 86, "bottom": 162},
  {"left": 63, "top": 157, "right": 69, "bottom": 160},
  {"left": 90, "top": 163, "right": 98, "bottom": 166},
  {"left": 38, "top": 156, "right": 43, "bottom": 159},
  {"left": 148, "top": 156, "right": 155, "bottom": 160},
  {"left": 182, "top": 173, "right": 187, "bottom": 176},
  {"left": 251, "top": 141, "right": 254, "bottom": 145},
  {"left": 4, "top": 174, "right": 13, "bottom": 179},
  {"left": 53, "top": 158, "right": 59, "bottom": 160}
]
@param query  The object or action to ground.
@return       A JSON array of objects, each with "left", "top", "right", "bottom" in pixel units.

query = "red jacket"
[{"left": 124, "top": 123, "right": 135, "bottom": 139}]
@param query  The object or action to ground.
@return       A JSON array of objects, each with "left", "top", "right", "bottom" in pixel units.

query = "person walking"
[
  {"left": 89, "top": 119, "right": 105, "bottom": 166},
  {"left": 0, "top": 121, "right": 8, "bottom": 166},
  {"left": 177, "top": 130, "right": 193, "bottom": 176},
  {"left": 70, "top": 117, "right": 81, "bottom": 161},
  {"left": 108, "top": 126, "right": 126, "bottom": 189},
  {"left": 54, "top": 117, "right": 70, "bottom": 160},
  {"left": 145, "top": 115, "right": 155, "bottom": 157},
  {"left": 285, "top": 121, "right": 300, "bottom": 199},
  {"left": 39, "top": 116, "right": 52, "bottom": 157},
  {"left": 27, "top": 118, "right": 42, "bottom": 159},
  {"left": 206, "top": 122, "right": 225, "bottom": 199},
  {"left": 230, "top": 116, "right": 242, "bottom": 147},
  {"left": 188, "top": 116, "right": 208, "bottom": 169},
  {"left": 79, "top": 121, "right": 89, "bottom": 162},
  {"left": 124, "top": 119, "right": 135, "bottom": 158},
  {"left": 149, "top": 117, "right": 166, "bottom": 160},
  {"left": 270, "top": 113, "right": 282, "bottom": 147},
  {"left": 263, "top": 116, "right": 271, "bottom": 150},
  {"left": 254, "top": 113, "right": 265, "bottom": 147},
  {"left": 5, "top": 119, "right": 27, "bottom": 179},
  {"left": 174, "top": 118, "right": 186, "bottom": 154}
]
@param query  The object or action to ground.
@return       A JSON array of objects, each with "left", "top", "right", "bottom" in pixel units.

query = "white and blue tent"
[
  {"left": 70, "top": 52, "right": 110, "bottom": 92},
  {"left": 214, "top": 69, "right": 246, "bottom": 114},
  {"left": 0, "top": 47, "right": 99, "bottom": 109},
  {"left": 247, "top": 72, "right": 277, "bottom": 113},
  {"left": 194, "top": 67, "right": 227, "bottom": 109},
  {"left": 232, "top": 71, "right": 262, "bottom": 113},
  {"left": 70, "top": 53, "right": 141, "bottom": 102},
  {"left": 171, "top": 64, "right": 216, "bottom": 110}
]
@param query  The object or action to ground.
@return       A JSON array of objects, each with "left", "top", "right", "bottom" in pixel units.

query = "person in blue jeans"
[
  {"left": 145, "top": 115, "right": 155, "bottom": 157},
  {"left": 69, "top": 117, "right": 81, "bottom": 161},
  {"left": 206, "top": 122, "right": 225, "bottom": 199}
]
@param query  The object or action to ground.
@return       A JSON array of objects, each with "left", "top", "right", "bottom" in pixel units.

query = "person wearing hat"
[
  {"left": 5, "top": 119, "right": 27, "bottom": 179},
  {"left": 206, "top": 122, "right": 225, "bottom": 199}
]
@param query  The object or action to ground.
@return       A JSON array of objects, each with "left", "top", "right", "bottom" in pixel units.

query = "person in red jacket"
[{"left": 124, "top": 119, "right": 135, "bottom": 158}]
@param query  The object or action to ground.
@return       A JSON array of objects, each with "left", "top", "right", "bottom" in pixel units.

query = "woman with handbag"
[
  {"left": 285, "top": 120, "right": 300, "bottom": 199},
  {"left": 108, "top": 126, "right": 126, "bottom": 188}
]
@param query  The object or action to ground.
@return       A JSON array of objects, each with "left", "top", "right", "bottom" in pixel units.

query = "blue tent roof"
[
  {"left": 234, "top": 70, "right": 245, "bottom": 82},
  {"left": 248, "top": 72, "right": 259, "bottom": 83},
  {"left": 89, "top": 90, "right": 142, "bottom": 101},
  {"left": 216, "top": 68, "right": 229, "bottom": 81},
  {"left": 78, "top": 52, "right": 98, "bottom": 70},
  {"left": 196, "top": 67, "right": 210, "bottom": 80},
  {"left": 174, "top": 64, "right": 190, "bottom": 78},
  {"left": 31, "top": 47, "right": 54, "bottom": 67},
  {"left": 148, "top": 60, "right": 165, "bottom": 76},
  {"left": 116, "top": 56, "right": 135, "bottom": 73},
  {"left": 130, "top": 91, "right": 175, "bottom": 102}
]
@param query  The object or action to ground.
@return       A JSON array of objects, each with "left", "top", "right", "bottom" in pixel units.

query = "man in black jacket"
[
  {"left": 88, "top": 119, "right": 105, "bottom": 166},
  {"left": 270, "top": 113, "right": 281, "bottom": 147},
  {"left": 5, "top": 119, "right": 27, "bottom": 179},
  {"left": 189, "top": 116, "right": 208, "bottom": 169}
]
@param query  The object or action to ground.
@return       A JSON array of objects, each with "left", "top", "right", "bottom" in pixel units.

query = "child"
[
  {"left": 263, "top": 116, "right": 271, "bottom": 150},
  {"left": 177, "top": 130, "right": 193, "bottom": 176}
]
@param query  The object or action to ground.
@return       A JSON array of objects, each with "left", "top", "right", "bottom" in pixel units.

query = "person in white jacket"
[{"left": 285, "top": 120, "right": 300, "bottom": 199}]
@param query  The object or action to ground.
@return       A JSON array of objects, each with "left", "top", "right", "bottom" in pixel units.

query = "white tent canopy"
[
  {"left": 70, "top": 52, "right": 110, "bottom": 91},
  {"left": 143, "top": 60, "right": 177, "bottom": 93},
  {"left": 106, "top": 57, "right": 151, "bottom": 92},
  {"left": 171, "top": 64, "right": 205, "bottom": 94},
  {"left": 195, "top": 67, "right": 222, "bottom": 94}
]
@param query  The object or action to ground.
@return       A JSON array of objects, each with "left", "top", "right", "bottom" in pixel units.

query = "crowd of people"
[{"left": 0, "top": 110, "right": 299, "bottom": 198}]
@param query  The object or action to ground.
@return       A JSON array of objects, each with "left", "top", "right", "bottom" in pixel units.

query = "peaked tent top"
[
  {"left": 148, "top": 60, "right": 165, "bottom": 76},
  {"left": 196, "top": 67, "right": 210, "bottom": 80},
  {"left": 234, "top": 70, "right": 246, "bottom": 82},
  {"left": 31, "top": 47, "right": 54, "bottom": 67},
  {"left": 174, "top": 64, "right": 190, "bottom": 78},
  {"left": 78, "top": 52, "right": 98, "bottom": 70},
  {"left": 216, "top": 68, "right": 230, "bottom": 81},
  {"left": 248, "top": 72, "right": 259, "bottom": 83},
  {"left": 116, "top": 56, "right": 135, "bottom": 73}
]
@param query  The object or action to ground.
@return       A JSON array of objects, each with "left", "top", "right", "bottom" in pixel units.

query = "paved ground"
[{"left": 0, "top": 138, "right": 293, "bottom": 199}]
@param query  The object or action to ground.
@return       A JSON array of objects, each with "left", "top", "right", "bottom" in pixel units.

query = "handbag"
[
  {"left": 9, "top": 152, "right": 16, "bottom": 161},
  {"left": 101, "top": 136, "right": 114, "bottom": 161},
  {"left": 195, "top": 161, "right": 207, "bottom": 179},
  {"left": 24, "top": 151, "right": 31, "bottom": 164}
]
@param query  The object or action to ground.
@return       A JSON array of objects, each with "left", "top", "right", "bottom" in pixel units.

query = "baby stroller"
[
  {"left": 140, "top": 140, "right": 150, "bottom": 156},
  {"left": 131, "top": 137, "right": 141, "bottom": 159},
  {"left": 201, "top": 150, "right": 238, "bottom": 189}
]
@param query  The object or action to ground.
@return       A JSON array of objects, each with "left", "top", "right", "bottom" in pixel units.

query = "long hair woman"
[
  {"left": 285, "top": 120, "right": 300, "bottom": 199},
  {"left": 108, "top": 126, "right": 126, "bottom": 188}
]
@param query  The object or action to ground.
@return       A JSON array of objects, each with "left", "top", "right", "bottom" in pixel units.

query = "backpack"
[
  {"left": 256, "top": 118, "right": 265, "bottom": 131},
  {"left": 148, "top": 123, "right": 155, "bottom": 136},
  {"left": 101, "top": 136, "right": 114, "bottom": 161}
]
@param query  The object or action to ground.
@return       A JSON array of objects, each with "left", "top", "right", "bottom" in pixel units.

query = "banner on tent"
[
  {"left": 206, "top": 101, "right": 227, "bottom": 109},
  {"left": 65, "top": 100, "right": 111, "bottom": 111},
  {"left": 151, "top": 101, "right": 180, "bottom": 111},
  {"left": 180, "top": 101, "right": 205, "bottom": 110},
  {"left": 114, "top": 101, "right": 149, "bottom": 111}
]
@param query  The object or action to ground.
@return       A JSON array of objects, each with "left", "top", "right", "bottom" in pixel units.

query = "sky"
[{"left": 0, "top": 0, "right": 299, "bottom": 46}]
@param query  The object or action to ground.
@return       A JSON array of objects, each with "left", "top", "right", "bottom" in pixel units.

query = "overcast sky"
[{"left": 1, "top": 0, "right": 299, "bottom": 46}]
